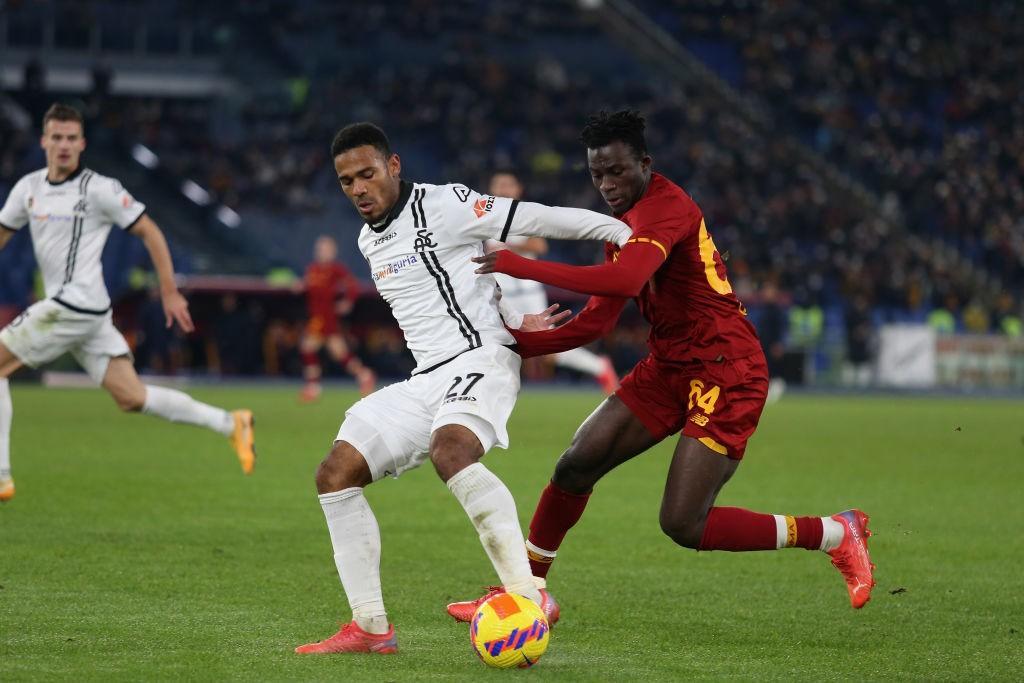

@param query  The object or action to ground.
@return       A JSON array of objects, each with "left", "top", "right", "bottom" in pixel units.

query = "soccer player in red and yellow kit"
[
  {"left": 299, "top": 235, "right": 375, "bottom": 401},
  {"left": 448, "top": 110, "right": 874, "bottom": 622}
]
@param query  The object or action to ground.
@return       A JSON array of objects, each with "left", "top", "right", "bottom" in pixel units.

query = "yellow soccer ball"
[{"left": 470, "top": 592, "right": 550, "bottom": 668}]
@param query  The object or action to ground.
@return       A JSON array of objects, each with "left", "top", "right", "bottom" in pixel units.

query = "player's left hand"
[
  {"left": 519, "top": 304, "right": 572, "bottom": 332},
  {"left": 162, "top": 290, "right": 195, "bottom": 333},
  {"left": 472, "top": 251, "right": 502, "bottom": 274}
]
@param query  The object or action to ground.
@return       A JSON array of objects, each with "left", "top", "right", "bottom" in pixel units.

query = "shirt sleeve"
[
  {"left": 0, "top": 177, "right": 31, "bottom": 231},
  {"left": 624, "top": 194, "right": 700, "bottom": 257},
  {"left": 92, "top": 176, "right": 146, "bottom": 230},
  {"left": 492, "top": 243, "right": 666, "bottom": 298},
  {"left": 510, "top": 295, "right": 627, "bottom": 358},
  {"left": 441, "top": 184, "right": 631, "bottom": 246}
]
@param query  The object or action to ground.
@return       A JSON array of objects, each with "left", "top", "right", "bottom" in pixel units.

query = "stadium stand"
[{"left": 1, "top": 0, "right": 1021, "bottom": 382}]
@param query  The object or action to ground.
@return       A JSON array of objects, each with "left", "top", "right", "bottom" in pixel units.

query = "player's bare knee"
[
  {"left": 551, "top": 448, "right": 597, "bottom": 495},
  {"left": 659, "top": 510, "right": 704, "bottom": 549},
  {"left": 112, "top": 389, "right": 144, "bottom": 412},
  {"left": 315, "top": 441, "right": 371, "bottom": 493},
  {"left": 429, "top": 425, "right": 482, "bottom": 482}
]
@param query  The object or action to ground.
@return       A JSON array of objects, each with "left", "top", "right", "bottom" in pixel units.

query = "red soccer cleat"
[
  {"left": 294, "top": 621, "right": 398, "bottom": 654},
  {"left": 596, "top": 356, "right": 619, "bottom": 395},
  {"left": 828, "top": 509, "right": 876, "bottom": 609},
  {"left": 0, "top": 476, "right": 14, "bottom": 503},
  {"left": 299, "top": 383, "right": 322, "bottom": 403},
  {"left": 447, "top": 587, "right": 560, "bottom": 627}
]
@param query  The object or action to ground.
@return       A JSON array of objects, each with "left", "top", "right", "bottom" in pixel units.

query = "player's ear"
[
  {"left": 640, "top": 154, "right": 652, "bottom": 172},
  {"left": 388, "top": 153, "right": 401, "bottom": 177}
]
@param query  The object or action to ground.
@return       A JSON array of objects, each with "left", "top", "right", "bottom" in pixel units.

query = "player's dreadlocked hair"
[
  {"left": 579, "top": 110, "right": 647, "bottom": 158},
  {"left": 331, "top": 122, "right": 391, "bottom": 159}
]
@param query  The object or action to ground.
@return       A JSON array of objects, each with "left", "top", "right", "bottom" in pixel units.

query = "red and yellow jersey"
[
  {"left": 304, "top": 261, "right": 358, "bottom": 319},
  {"left": 616, "top": 172, "right": 761, "bottom": 362}
]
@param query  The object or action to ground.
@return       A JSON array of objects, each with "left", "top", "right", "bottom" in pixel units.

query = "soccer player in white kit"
[
  {"left": 486, "top": 171, "right": 619, "bottom": 394},
  {"left": 0, "top": 104, "right": 256, "bottom": 503},
  {"left": 294, "top": 123, "right": 631, "bottom": 654}
]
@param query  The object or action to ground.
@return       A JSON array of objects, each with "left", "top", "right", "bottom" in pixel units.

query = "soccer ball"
[{"left": 470, "top": 592, "right": 550, "bottom": 668}]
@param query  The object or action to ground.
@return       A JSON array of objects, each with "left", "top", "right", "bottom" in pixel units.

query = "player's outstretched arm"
[
  {"left": 508, "top": 202, "right": 632, "bottom": 246},
  {"left": 130, "top": 215, "right": 195, "bottom": 333},
  {"left": 511, "top": 295, "right": 626, "bottom": 358},
  {"left": 474, "top": 242, "right": 665, "bottom": 298}
]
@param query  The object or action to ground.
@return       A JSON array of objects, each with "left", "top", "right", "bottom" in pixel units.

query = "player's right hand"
[
  {"left": 162, "top": 290, "right": 195, "bottom": 333},
  {"left": 519, "top": 304, "right": 572, "bottom": 332}
]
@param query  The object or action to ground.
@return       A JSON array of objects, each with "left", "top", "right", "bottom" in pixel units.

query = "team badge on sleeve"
[{"left": 473, "top": 195, "right": 496, "bottom": 218}]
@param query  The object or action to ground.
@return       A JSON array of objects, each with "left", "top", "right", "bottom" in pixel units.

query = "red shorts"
[
  {"left": 616, "top": 352, "right": 768, "bottom": 459},
  {"left": 305, "top": 314, "right": 340, "bottom": 338}
]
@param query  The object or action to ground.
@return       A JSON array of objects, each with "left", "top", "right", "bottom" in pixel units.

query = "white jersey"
[
  {"left": 0, "top": 167, "right": 146, "bottom": 313},
  {"left": 358, "top": 180, "right": 630, "bottom": 375}
]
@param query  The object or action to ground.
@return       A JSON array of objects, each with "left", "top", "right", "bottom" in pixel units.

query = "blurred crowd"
[
  {"left": 642, "top": 0, "right": 1023, "bottom": 328},
  {"left": 1, "top": 0, "right": 1022, "bottom": 385}
]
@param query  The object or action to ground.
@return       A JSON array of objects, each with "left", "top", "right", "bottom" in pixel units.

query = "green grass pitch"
[{"left": 1, "top": 385, "right": 1022, "bottom": 680}]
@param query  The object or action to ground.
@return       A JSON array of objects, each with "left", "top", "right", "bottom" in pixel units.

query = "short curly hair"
[
  {"left": 579, "top": 110, "right": 647, "bottom": 158},
  {"left": 330, "top": 122, "right": 391, "bottom": 159}
]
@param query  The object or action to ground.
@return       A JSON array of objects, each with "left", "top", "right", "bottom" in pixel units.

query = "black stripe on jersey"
[
  {"left": 410, "top": 186, "right": 481, "bottom": 349},
  {"left": 78, "top": 170, "right": 94, "bottom": 195},
  {"left": 420, "top": 249, "right": 475, "bottom": 347},
  {"left": 411, "top": 188, "right": 423, "bottom": 229},
  {"left": 123, "top": 210, "right": 145, "bottom": 232},
  {"left": 53, "top": 297, "right": 110, "bottom": 315},
  {"left": 499, "top": 199, "right": 520, "bottom": 242},
  {"left": 63, "top": 216, "right": 83, "bottom": 284},
  {"left": 413, "top": 187, "right": 427, "bottom": 228},
  {"left": 427, "top": 250, "right": 481, "bottom": 347}
]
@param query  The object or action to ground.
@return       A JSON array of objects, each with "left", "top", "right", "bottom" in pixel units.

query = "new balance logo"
[{"left": 690, "top": 414, "right": 709, "bottom": 427}]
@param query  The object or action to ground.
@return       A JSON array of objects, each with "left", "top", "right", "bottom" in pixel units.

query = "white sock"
[
  {"left": 319, "top": 487, "right": 389, "bottom": 634},
  {"left": 773, "top": 514, "right": 846, "bottom": 551},
  {"left": 0, "top": 378, "right": 11, "bottom": 479},
  {"left": 554, "top": 348, "right": 605, "bottom": 376},
  {"left": 820, "top": 516, "right": 845, "bottom": 552},
  {"left": 447, "top": 463, "right": 542, "bottom": 605},
  {"left": 142, "top": 385, "right": 233, "bottom": 436}
]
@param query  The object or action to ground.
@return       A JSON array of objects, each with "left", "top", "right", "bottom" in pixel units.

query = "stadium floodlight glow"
[
  {"left": 216, "top": 205, "right": 241, "bottom": 228},
  {"left": 181, "top": 180, "right": 211, "bottom": 206},
  {"left": 131, "top": 144, "right": 160, "bottom": 169}
]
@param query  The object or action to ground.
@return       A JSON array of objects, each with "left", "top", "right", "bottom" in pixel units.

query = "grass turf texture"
[{"left": 1, "top": 386, "right": 1022, "bottom": 681}]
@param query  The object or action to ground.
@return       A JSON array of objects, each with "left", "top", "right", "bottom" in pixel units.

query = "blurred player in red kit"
[
  {"left": 448, "top": 110, "right": 875, "bottom": 622},
  {"left": 300, "top": 235, "right": 375, "bottom": 401}
]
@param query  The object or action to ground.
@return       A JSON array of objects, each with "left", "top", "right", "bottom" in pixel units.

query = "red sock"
[
  {"left": 302, "top": 351, "right": 319, "bottom": 370},
  {"left": 526, "top": 482, "right": 591, "bottom": 578},
  {"left": 699, "top": 507, "right": 824, "bottom": 551}
]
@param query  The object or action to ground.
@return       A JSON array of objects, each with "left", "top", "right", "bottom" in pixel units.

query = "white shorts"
[
  {"left": 336, "top": 344, "right": 521, "bottom": 481},
  {"left": 494, "top": 273, "right": 548, "bottom": 317},
  {"left": 0, "top": 298, "right": 131, "bottom": 384}
]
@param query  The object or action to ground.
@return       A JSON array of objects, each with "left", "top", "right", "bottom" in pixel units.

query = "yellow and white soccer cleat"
[{"left": 229, "top": 410, "right": 256, "bottom": 475}]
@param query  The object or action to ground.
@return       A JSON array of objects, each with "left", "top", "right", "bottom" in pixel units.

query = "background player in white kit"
[
  {"left": 0, "top": 104, "right": 256, "bottom": 503},
  {"left": 485, "top": 171, "right": 619, "bottom": 394},
  {"left": 295, "top": 123, "right": 630, "bottom": 655}
]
